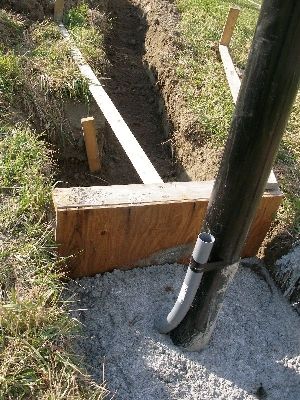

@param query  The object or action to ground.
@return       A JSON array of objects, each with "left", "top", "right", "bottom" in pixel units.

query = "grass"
[
  {"left": 174, "top": 0, "right": 300, "bottom": 243},
  {"left": 174, "top": 0, "right": 259, "bottom": 143},
  {"left": 65, "top": 2, "right": 90, "bottom": 28},
  {"left": 0, "top": 50, "right": 21, "bottom": 102},
  {"left": 0, "top": 4, "right": 108, "bottom": 399},
  {"left": 28, "top": 21, "right": 90, "bottom": 100},
  {"left": 0, "top": 125, "right": 107, "bottom": 399},
  {"left": 0, "top": 3, "right": 107, "bottom": 145},
  {"left": 0, "top": 9, "right": 25, "bottom": 52}
]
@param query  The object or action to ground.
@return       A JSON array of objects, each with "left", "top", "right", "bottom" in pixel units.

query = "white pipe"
[{"left": 155, "top": 232, "right": 215, "bottom": 334}]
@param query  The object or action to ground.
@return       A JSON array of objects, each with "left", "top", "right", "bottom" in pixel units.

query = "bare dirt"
[
  {"left": 0, "top": 0, "right": 53, "bottom": 20},
  {"left": 102, "top": 0, "right": 177, "bottom": 182},
  {"left": 133, "top": 0, "right": 223, "bottom": 182}
]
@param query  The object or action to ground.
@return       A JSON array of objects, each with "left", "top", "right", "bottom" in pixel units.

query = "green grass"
[
  {"left": 0, "top": 50, "right": 21, "bottom": 102},
  {"left": 0, "top": 125, "right": 107, "bottom": 399},
  {"left": 28, "top": 20, "right": 90, "bottom": 100},
  {"left": 65, "top": 2, "right": 90, "bottom": 28},
  {"left": 175, "top": 0, "right": 300, "bottom": 239},
  {"left": 174, "top": 0, "right": 260, "bottom": 143},
  {"left": 0, "top": 5, "right": 109, "bottom": 398}
]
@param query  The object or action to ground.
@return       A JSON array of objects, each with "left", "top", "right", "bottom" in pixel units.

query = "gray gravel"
[
  {"left": 68, "top": 264, "right": 300, "bottom": 400},
  {"left": 275, "top": 245, "right": 300, "bottom": 312}
]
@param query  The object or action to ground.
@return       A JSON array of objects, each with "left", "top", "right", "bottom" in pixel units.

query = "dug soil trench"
[
  {"left": 103, "top": 0, "right": 177, "bottom": 182},
  {"left": 57, "top": 0, "right": 179, "bottom": 187}
]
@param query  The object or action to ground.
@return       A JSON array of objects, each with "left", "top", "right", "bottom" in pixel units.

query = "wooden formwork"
[
  {"left": 53, "top": 182, "right": 282, "bottom": 277},
  {"left": 53, "top": 3, "right": 283, "bottom": 278}
]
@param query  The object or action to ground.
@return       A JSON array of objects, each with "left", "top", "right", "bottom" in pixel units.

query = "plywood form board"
[
  {"left": 54, "top": 182, "right": 283, "bottom": 277},
  {"left": 243, "top": 194, "right": 283, "bottom": 257}
]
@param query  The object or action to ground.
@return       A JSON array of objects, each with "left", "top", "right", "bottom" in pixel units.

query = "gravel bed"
[{"left": 68, "top": 264, "right": 300, "bottom": 400}]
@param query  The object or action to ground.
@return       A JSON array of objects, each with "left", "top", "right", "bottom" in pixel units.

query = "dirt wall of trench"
[{"left": 133, "top": 0, "right": 223, "bottom": 182}]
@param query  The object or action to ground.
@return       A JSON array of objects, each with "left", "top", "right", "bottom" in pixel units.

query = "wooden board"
[
  {"left": 220, "top": 7, "right": 240, "bottom": 46},
  {"left": 54, "top": 182, "right": 283, "bottom": 277},
  {"left": 58, "top": 24, "right": 163, "bottom": 185},
  {"left": 81, "top": 117, "right": 102, "bottom": 172},
  {"left": 243, "top": 193, "right": 282, "bottom": 257},
  {"left": 54, "top": 0, "right": 64, "bottom": 22}
]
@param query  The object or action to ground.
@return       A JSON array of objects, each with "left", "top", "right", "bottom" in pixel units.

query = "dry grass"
[{"left": 0, "top": 2, "right": 108, "bottom": 146}]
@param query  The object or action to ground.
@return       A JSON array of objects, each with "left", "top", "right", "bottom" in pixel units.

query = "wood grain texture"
[
  {"left": 53, "top": 181, "right": 214, "bottom": 209},
  {"left": 55, "top": 201, "right": 207, "bottom": 277},
  {"left": 220, "top": 6, "right": 240, "bottom": 46},
  {"left": 58, "top": 24, "right": 163, "bottom": 185},
  {"left": 54, "top": 0, "right": 64, "bottom": 22},
  {"left": 242, "top": 194, "right": 283, "bottom": 257},
  {"left": 81, "top": 117, "right": 101, "bottom": 172},
  {"left": 54, "top": 182, "right": 283, "bottom": 277}
]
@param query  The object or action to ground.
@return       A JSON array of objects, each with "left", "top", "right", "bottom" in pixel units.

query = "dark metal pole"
[{"left": 171, "top": 0, "right": 300, "bottom": 350}]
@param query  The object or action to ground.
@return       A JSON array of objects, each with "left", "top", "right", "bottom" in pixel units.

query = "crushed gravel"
[
  {"left": 68, "top": 264, "right": 300, "bottom": 400},
  {"left": 275, "top": 245, "right": 300, "bottom": 313}
]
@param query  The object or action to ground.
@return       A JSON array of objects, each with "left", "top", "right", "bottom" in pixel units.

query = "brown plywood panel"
[
  {"left": 243, "top": 194, "right": 283, "bottom": 257},
  {"left": 54, "top": 182, "right": 282, "bottom": 277},
  {"left": 56, "top": 200, "right": 208, "bottom": 277}
]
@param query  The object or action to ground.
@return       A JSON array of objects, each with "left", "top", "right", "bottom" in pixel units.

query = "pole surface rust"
[{"left": 171, "top": 0, "right": 300, "bottom": 350}]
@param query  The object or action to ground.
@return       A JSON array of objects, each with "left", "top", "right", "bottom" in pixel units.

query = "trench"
[{"left": 56, "top": 0, "right": 178, "bottom": 188}]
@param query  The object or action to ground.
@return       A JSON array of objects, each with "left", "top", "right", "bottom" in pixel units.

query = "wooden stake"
[
  {"left": 54, "top": 0, "right": 64, "bottom": 22},
  {"left": 81, "top": 117, "right": 101, "bottom": 173},
  {"left": 220, "top": 6, "right": 240, "bottom": 46}
]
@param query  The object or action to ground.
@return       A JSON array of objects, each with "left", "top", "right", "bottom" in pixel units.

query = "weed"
[
  {"left": 65, "top": 2, "right": 89, "bottom": 29},
  {"left": 0, "top": 50, "right": 21, "bottom": 102}
]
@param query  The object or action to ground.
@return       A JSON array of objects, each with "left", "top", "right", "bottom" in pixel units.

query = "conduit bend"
[{"left": 155, "top": 232, "right": 215, "bottom": 334}]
